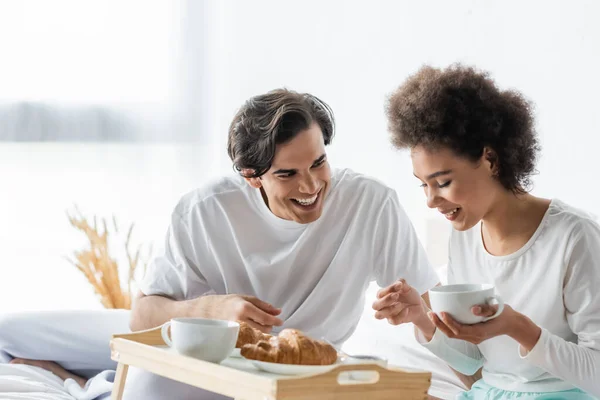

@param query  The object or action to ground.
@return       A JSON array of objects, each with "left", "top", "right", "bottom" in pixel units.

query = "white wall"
[
  {"left": 207, "top": 0, "right": 600, "bottom": 220},
  {"left": 1, "top": 0, "right": 599, "bottom": 313},
  {"left": 0, "top": 144, "right": 223, "bottom": 312}
]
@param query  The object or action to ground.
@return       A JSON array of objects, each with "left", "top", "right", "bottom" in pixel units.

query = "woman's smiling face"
[{"left": 411, "top": 145, "right": 502, "bottom": 231}]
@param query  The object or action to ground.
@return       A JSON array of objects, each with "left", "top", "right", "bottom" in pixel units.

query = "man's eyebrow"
[
  {"left": 413, "top": 169, "right": 453, "bottom": 180},
  {"left": 272, "top": 168, "right": 295, "bottom": 175},
  {"left": 312, "top": 154, "right": 326, "bottom": 165},
  {"left": 272, "top": 154, "right": 327, "bottom": 175}
]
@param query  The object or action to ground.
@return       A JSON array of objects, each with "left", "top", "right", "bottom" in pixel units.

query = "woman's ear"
[{"left": 482, "top": 147, "right": 499, "bottom": 177}]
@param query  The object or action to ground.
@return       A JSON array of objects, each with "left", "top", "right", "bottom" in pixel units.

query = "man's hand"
[
  {"left": 212, "top": 294, "right": 284, "bottom": 333},
  {"left": 130, "top": 292, "right": 283, "bottom": 333},
  {"left": 372, "top": 279, "right": 433, "bottom": 335}
]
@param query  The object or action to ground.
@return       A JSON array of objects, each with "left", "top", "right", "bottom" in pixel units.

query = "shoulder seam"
[{"left": 175, "top": 187, "right": 243, "bottom": 220}]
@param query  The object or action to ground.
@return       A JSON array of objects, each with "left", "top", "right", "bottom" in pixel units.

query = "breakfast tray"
[{"left": 109, "top": 327, "right": 432, "bottom": 400}]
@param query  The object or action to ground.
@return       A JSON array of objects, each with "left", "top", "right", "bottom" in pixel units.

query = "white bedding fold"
[
  {"left": 0, "top": 364, "right": 74, "bottom": 400},
  {"left": 0, "top": 364, "right": 114, "bottom": 400}
]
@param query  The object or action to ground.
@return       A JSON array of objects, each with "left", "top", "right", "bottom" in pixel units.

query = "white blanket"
[
  {"left": 0, "top": 364, "right": 114, "bottom": 400},
  {"left": 0, "top": 364, "right": 74, "bottom": 400}
]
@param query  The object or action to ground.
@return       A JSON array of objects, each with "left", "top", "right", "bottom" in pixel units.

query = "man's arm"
[
  {"left": 130, "top": 291, "right": 197, "bottom": 331},
  {"left": 129, "top": 291, "right": 284, "bottom": 333}
]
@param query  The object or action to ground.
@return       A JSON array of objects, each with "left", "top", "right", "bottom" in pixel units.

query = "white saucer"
[
  {"left": 230, "top": 348, "right": 242, "bottom": 358},
  {"left": 246, "top": 358, "right": 341, "bottom": 376}
]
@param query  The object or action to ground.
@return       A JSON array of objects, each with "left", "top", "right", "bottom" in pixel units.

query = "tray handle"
[{"left": 321, "top": 363, "right": 429, "bottom": 388}]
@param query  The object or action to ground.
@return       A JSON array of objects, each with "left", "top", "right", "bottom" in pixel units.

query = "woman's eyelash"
[{"left": 420, "top": 181, "right": 451, "bottom": 188}]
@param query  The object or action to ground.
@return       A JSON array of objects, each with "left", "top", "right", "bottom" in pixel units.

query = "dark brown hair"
[
  {"left": 227, "top": 88, "right": 335, "bottom": 178},
  {"left": 386, "top": 64, "right": 540, "bottom": 194}
]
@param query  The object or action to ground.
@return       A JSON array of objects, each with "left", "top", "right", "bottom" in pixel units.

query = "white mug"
[
  {"left": 161, "top": 318, "right": 239, "bottom": 363},
  {"left": 429, "top": 284, "right": 504, "bottom": 325}
]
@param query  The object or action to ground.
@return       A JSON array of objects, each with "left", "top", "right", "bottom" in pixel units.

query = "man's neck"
[{"left": 259, "top": 187, "right": 270, "bottom": 209}]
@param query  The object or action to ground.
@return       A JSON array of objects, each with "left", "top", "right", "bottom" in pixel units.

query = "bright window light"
[{"left": 0, "top": 0, "right": 178, "bottom": 105}]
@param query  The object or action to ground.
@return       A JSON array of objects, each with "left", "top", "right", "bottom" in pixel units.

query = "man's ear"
[
  {"left": 482, "top": 147, "right": 499, "bottom": 177},
  {"left": 241, "top": 168, "right": 262, "bottom": 188},
  {"left": 245, "top": 177, "right": 262, "bottom": 188}
]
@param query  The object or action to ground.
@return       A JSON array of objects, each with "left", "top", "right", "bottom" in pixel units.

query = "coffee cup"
[
  {"left": 161, "top": 318, "right": 239, "bottom": 363},
  {"left": 429, "top": 284, "right": 504, "bottom": 325}
]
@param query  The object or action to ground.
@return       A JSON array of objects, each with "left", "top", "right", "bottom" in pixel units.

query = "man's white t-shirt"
[
  {"left": 420, "top": 199, "right": 600, "bottom": 396},
  {"left": 140, "top": 168, "right": 439, "bottom": 345}
]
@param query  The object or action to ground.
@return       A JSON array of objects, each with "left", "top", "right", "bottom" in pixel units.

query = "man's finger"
[
  {"left": 245, "top": 302, "right": 284, "bottom": 327},
  {"left": 243, "top": 318, "right": 273, "bottom": 334},
  {"left": 244, "top": 296, "right": 282, "bottom": 313},
  {"left": 372, "top": 292, "right": 399, "bottom": 311}
]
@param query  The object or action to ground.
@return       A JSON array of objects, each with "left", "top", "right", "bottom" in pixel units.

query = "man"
[
  {"left": 0, "top": 88, "right": 439, "bottom": 400},
  {"left": 123, "top": 88, "right": 439, "bottom": 398}
]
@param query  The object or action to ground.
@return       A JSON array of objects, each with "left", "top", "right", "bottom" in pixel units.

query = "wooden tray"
[{"left": 110, "top": 327, "right": 431, "bottom": 400}]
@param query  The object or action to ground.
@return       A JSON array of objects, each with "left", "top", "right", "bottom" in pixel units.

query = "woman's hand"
[
  {"left": 373, "top": 279, "right": 435, "bottom": 338},
  {"left": 429, "top": 304, "right": 542, "bottom": 350}
]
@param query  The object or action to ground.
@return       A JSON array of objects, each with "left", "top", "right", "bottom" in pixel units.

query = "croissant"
[
  {"left": 240, "top": 329, "right": 338, "bottom": 365},
  {"left": 236, "top": 321, "right": 273, "bottom": 348}
]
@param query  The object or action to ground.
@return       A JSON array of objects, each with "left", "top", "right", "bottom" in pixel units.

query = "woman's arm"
[
  {"left": 517, "top": 221, "right": 600, "bottom": 396},
  {"left": 430, "top": 219, "right": 600, "bottom": 396},
  {"left": 415, "top": 313, "right": 485, "bottom": 376}
]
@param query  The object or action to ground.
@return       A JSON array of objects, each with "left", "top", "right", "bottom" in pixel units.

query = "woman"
[{"left": 372, "top": 64, "right": 600, "bottom": 399}]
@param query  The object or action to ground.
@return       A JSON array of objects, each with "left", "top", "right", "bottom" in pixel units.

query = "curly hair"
[
  {"left": 227, "top": 88, "right": 335, "bottom": 178},
  {"left": 386, "top": 64, "right": 540, "bottom": 194}
]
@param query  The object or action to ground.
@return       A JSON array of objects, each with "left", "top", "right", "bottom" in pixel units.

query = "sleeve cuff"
[
  {"left": 415, "top": 327, "right": 484, "bottom": 376},
  {"left": 416, "top": 326, "right": 446, "bottom": 347},
  {"left": 518, "top": 327, "right": 549, "bottom": 361},
  {"left": 417, "top": 276, "right": 442, "bottom": 297}
]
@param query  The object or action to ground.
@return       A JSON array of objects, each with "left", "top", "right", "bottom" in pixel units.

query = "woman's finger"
[
  {"left": 428, "top": 312, "right": 456, "bottom": 338},
  {"left": 376, "top": 279, "right": 407, "bottom": 299},
  {"left": 472, "top": 304, "right": 497, "bottom": 317},
  {"left": 372, "top": 292, "right": 399, "bottom": 311},
  {"left": 374, "top": 301, "right": 407, "bottom": 321},
  {"left": 440, "top": 312, "right": 463, "bottom": 336},
  {"left": 388, "top": 306, "right": 411, "bottom": 325}
]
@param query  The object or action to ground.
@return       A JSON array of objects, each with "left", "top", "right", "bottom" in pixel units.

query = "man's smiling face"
[{"left": 247, "top": 122, "right": 331, "bottom": 224}]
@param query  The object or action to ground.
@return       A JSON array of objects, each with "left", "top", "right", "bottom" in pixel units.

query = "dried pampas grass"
[{"left": 66, "top": 206, "right": 152, "bottom": 310}]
